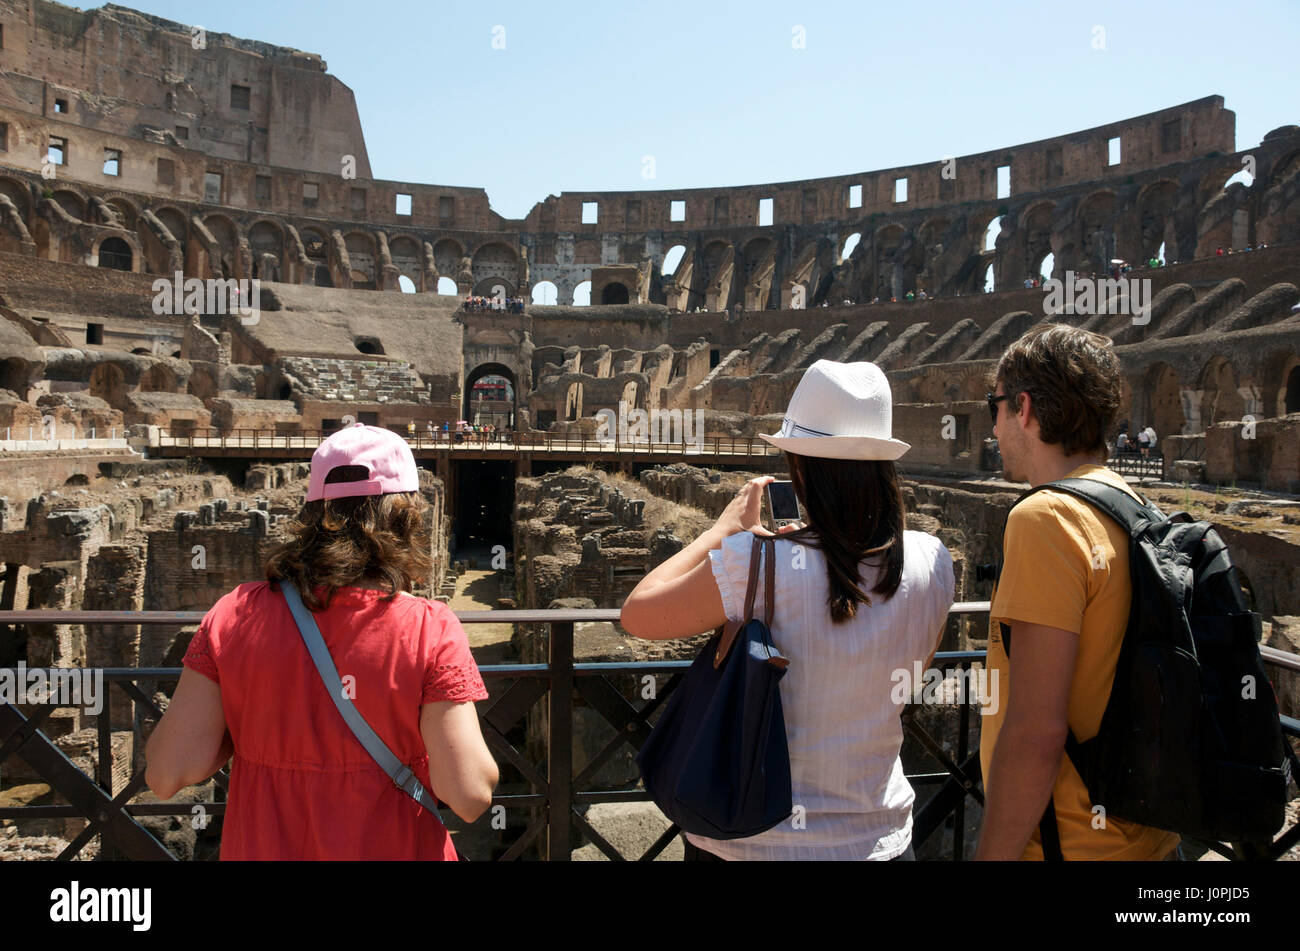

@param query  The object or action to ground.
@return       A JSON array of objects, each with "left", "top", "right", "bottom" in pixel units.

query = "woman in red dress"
[{"left": 146, "top": 423, "right": 498, "bottom": 859}]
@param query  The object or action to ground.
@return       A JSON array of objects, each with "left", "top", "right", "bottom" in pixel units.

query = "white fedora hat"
[{"left": 759, "top": 359, "right": 910, "bottom": 461}]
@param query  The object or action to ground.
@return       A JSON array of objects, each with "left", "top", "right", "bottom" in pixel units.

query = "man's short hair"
[{"left": 991, "top": 323, "right": 1123, "bottom": 456}]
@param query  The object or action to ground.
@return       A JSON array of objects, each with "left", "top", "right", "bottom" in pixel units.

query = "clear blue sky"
[{"left": 138, "top": 0, "right": 1298, "bottom": 220}]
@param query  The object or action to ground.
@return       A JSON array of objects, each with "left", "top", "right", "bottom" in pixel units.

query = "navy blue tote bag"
[{"left": 636, "top": 534, "right": 793, "bottom": 839}]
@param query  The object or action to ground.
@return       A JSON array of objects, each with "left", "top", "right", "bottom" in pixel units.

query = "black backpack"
[{"left": 1000, "top": 477, "right": 1290, "bottom": 859}]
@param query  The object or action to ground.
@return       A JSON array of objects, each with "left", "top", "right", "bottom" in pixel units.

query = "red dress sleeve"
[
  {"left": 421, "top": 606, "right": 488, "bottom": 704},
  {"left": 183, "top": 617, "right": 220, "bottom": 684}
]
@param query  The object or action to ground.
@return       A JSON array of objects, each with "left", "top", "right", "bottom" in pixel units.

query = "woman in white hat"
[{"left": 621, "top": 360, "right": 955, "bottom": 860}]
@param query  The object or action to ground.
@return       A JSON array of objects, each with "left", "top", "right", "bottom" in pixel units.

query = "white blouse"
[{"left": 685, "top": 529, "right": 955, "bottom": 860}]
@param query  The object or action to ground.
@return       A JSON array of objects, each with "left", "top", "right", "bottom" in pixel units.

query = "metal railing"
[
  {"left": 154, "top": 427, "right": 784, "bottom": 459},
  {"left": 1, "top": 603, "right": 1298, "bottom": 861},
  {"left": 1106, "top": 452, "right": 1165, "bottom": 480}
]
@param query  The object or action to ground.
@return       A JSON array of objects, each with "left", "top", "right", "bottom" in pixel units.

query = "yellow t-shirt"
[{"left": 980, "top": 463, "right": 1180, "bottom": 861}]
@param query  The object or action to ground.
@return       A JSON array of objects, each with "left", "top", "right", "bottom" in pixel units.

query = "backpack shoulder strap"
[
  {"left": 1014, "top": 476, "right": 1157, "bottom": 536},
  {"left": 279, "top": 579, "right": 445, "bottom": 823}
]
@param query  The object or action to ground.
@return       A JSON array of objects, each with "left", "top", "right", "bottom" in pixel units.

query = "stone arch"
[
  {"left": 344, "top": 231, "right": 377, "bottom": 288},
  {"left": 105, "top": 196, "right": 138, "bottom": 230},
  {"left": 472, "top": 241, "right": 518, "bottom": 288},
  {"left": 187, "top": 367, "right": 218, "bottom": 402},
  {"left": 50, "top": 189, "right": 87, "bottom": 221},
  {"left": 662, "top": 244, "right": 686, "bottom": 276},
  {"left": 874, "top": 224, "right": 906, "bottom": 299},
  {"left": 0, "top": 176, "right": 30, "bottom": 219},
  {"left": 531, "top": 280, "right": 558, "bottom": 305},
  {"left": 0, "top": 356, "right": 29, "bottom": 395},
  {"left": 1141, "top": 362, "right": 1185, "bottom": 437},
  {"left": 204, "top": 214, "right": 239, "bottom": 277},
  {"left": 89, "top": 363, "right": 127, "bottom": 406},
  {"left": 1136, "top": 180, "right": 1179, "bottom": 262},
  {"left": 1284, "top": 361, "right": 1300, "bottom": 416},
  {"left": 1019, "top": 201, "right": 1056, "bottom": 282},
  {"left": 1198, "top": 356, "right": 1245, "bottom": 427},
  {"left": 139, "top": 363, "right": 177, "bottom": 393},
  {"left": 601, "top": 282, "right": 630, "bottom": 305},
  {"left": 95, "top": 235, "right": 135, "bottom": 271},
  {"left": 388, "top": 235, "right": 422, "bottom": 288},
  {"left": 473, "top": 277, "right": 515, "bottom": 298},
  {"left": 700, "top": 239, "right": 730, "bottom": 288},
  {"left": 1076, "top": 190, "right": 1119, "bottom": 270},
  {"left": 432, "top": 238, "right": 464, "bottom": 278},
  {"left": 464, "top": 362, "right": 518, "bottom": 428},
  {"left": 247, "top": 219, "right": 284, "bottom": 277},
  {"left": 742, "top": 236, "right": 775, "bottom": 274},
  {"left": 436, "top": 275, "right": 458, "bottom": 295},
  {"left": 153, "top": 206, "right": 187, "bottom": 243}
]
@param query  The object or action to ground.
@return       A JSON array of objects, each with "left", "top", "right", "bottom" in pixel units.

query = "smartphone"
[{"left": 766, "top": 480, "right": 800, "bottom": 526}]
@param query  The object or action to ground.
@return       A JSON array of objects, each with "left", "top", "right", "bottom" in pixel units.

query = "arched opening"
[
  {"left": 532, "top": 281, "right": 558, "bottom": 305},
  {"left": 983, "top": 216, "right": 1003, "bottom": 252},
  {"left": 89, "top": 364, "right": 126, "bottom": 406},
  {"left": 573, "top": 280, "right": 592, "bottom": 306},
  {"left": 840, "top": 232, "right": 861, "bottom": 262},
  {"left": 0, "top": 357, "right": 28, "bottom": 394},
  {"left": 1285, "top": 365, "right": 1300, "bottom": 415},
  {"left": 1144, "top": 363, "right": 1185, "bottom": 437},
  {"left": 983, "top": 263, "right": 996, "bottom": 293},
  {"left": 64, "top": 474, "right": 90, "bottom": 487},
  {"left": 1222, "top": 168, "right": 1254, "bottom": 190},
  {"left": 1155, "top": 241, "right": 1166, "bottom": 265},
  {"left": 397, "top": 275, "right": 416, "bottom": 294},
  {"left": 464, "top": 363, "right": 517, "bottom": 430},
  {"left": 661, "top": 245, "right": 686, "bottom": 276},
  {"left": 354, "top": 336, "right": 385, "bottom": 356},
  {"left": 600, "top": 282, "right": 630, "bottom": 304},
  {"left": 436, "top": 276, "right": 458, "bottom": 295},
  {"left": 1038, "top": 252, "right": 1055, "bottom": 283},
  {"left": 139, "top": 364, "right": 177, "bottom": 393},
  {"left": 97, "top": 237, "right": 133, "bottom": 271}
]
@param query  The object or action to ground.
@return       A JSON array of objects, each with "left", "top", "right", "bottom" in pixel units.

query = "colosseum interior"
[{"left": 1, "top": 0, "right": 1299, "bottom": 862}]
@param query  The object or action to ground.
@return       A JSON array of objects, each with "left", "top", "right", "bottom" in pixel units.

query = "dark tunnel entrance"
[{"left": 451, "top": 460, "right": 514, "bottom": 558}]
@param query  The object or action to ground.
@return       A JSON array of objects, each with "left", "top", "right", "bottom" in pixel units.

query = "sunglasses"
[{"left": 986, "top": 391, "right": 1014, "bottom": 424}]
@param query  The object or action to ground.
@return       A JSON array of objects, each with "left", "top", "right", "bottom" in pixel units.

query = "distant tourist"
[
  {"left": 976, "top": 325, "right": 1179, "bottom": 861},
  {"left": 1142, "top": 424, "right": 1157, "bottom": 458},
  {"left": 146, "top": 423, "right": 499, "bottom": 859},
  {"left": 1136, "top": 426, "right": 1150, "bottom": 457},
  {"left": 622, "top": 360, "right": 955, "bottom": 860}
]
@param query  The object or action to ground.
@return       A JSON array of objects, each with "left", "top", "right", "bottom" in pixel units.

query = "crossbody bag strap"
[
  {"left": 714, "top": 535, "right": 765, "bottom": 669},
  {"left": 279, "top": 579, "right": 445, "bottom": 823}
]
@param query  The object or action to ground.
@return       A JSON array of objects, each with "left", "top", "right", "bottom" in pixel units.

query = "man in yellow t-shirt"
[{"left": 975, "top": 324, "right": 1179, "bottom": 861}]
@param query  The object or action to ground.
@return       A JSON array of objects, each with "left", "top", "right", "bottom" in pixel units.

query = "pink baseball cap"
[{"left": 306, "top": 422, "right": 420, "bottom": 501}]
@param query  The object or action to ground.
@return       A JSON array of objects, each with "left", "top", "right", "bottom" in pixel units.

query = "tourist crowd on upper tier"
[
  {"left": 461, "top": 294, "right": 526, "bottom": 313},
  {"left": 143, "top": 319, "right": 1282, "bottom": 862}
]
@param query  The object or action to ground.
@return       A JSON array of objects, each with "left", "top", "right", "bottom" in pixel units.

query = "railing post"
[
  {"left": 547, "top": 619, "right": 574, "bottom": 860},
  {"left": 96, "top": 678, "right": 116, "bottom": 861}
]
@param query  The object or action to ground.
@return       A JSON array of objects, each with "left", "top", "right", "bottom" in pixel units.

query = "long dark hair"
[{"left": 780, "top": 450, "right": 905, "bottom": 623}]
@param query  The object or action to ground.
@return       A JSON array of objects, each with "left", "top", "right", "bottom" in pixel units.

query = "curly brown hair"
[
  {"left": 991, "top": 323, "right": 1123, "bottom": 456},
  {"left": 264, "top": 475, "right": 432, "bottom": 611}
]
